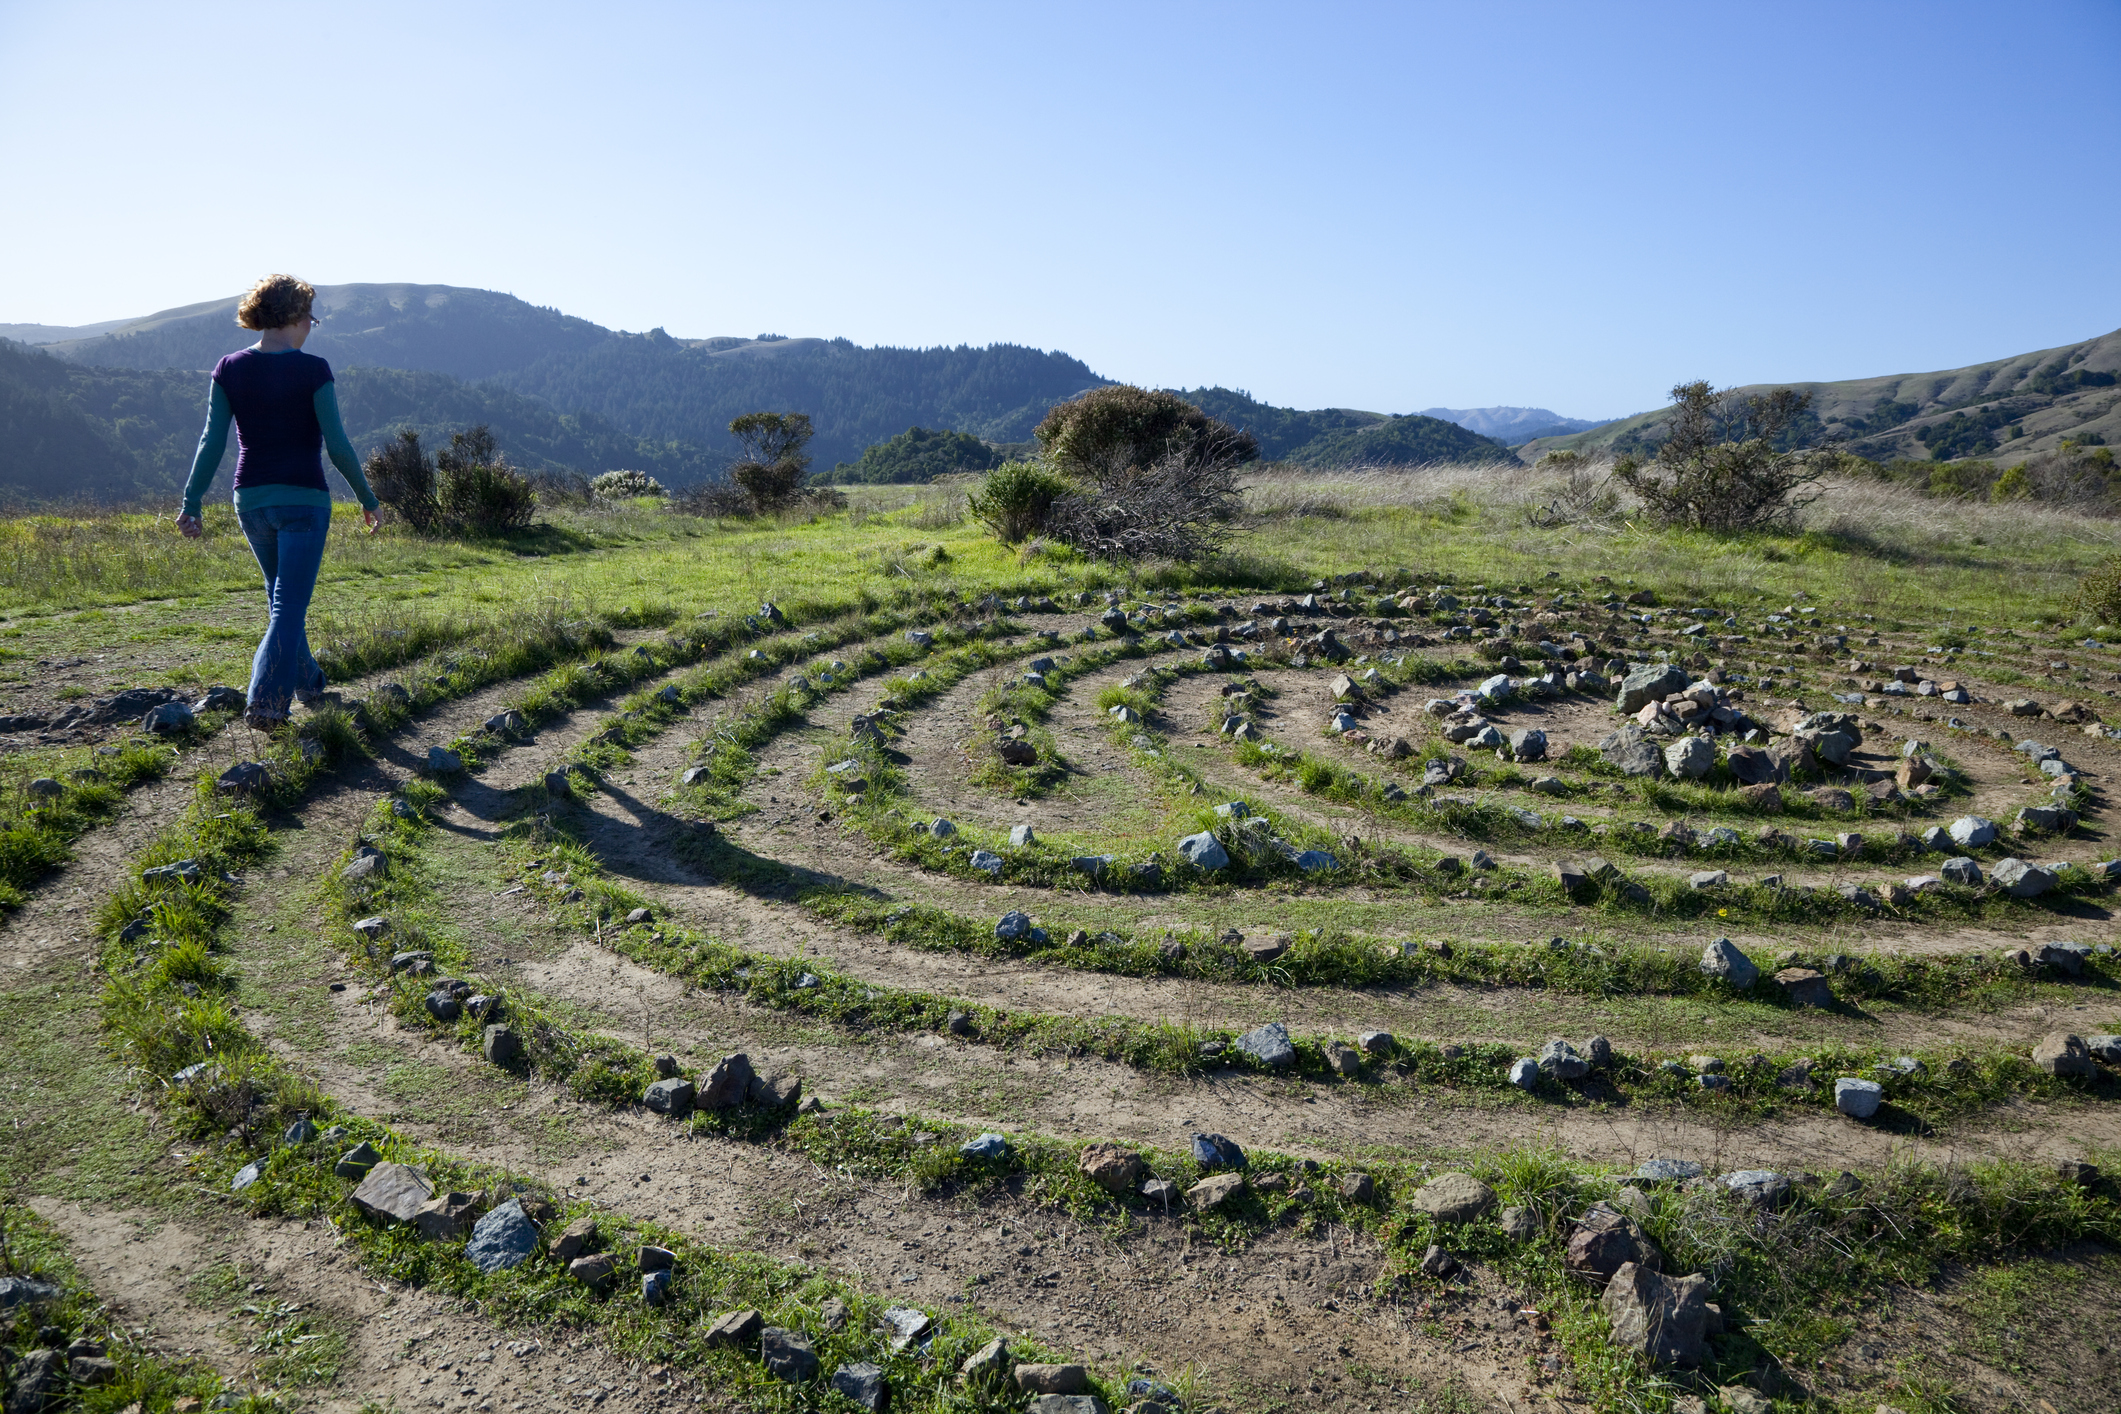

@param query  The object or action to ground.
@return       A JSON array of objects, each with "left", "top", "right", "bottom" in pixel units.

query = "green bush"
[
  {"left": 2076, "top": 553, "right": 2121, "bottom": 624},
  {"left": 968, "top": 462, "right": 1074, "bottom": 543},
  {"left": 366, "top": 425, "right": 536, "bottom": 536}
]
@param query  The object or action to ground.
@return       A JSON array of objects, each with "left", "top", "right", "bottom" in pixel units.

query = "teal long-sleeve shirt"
[{"left": 182, "top": 376, "right": 380, "bottom": 519}]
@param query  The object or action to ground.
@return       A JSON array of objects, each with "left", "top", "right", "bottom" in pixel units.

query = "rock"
[
  {"left": 1141, "top": 1178, "right": 1180, "bottom": 1204},
  {"left": 2007, "top": 698, "right": 2041, "bottom": 716},
  {"left": 1699, "top": 937, "right": 1758, "bottom": 989},
  {"left": 1834, "top": 1078, "right": 1884, "bottom": 1119},
  {"left": 1242, "top": 933, "right": 1288, "bottom": 963},
  {"left": 481, "top": 1024, "right": 521, "bottom": 1066},
  {"left": 960, "top": 1132, "right": 1010, "bottom": 1161},
  {"left": 1079, "top": 1144, "right": 1145, "bottom": 1194},
  {"left": 1500, "top": 1205, "right": 1539, "bottom": 1241},
  {"left": 464, "top": 1198, "right": 538, "bottom": 1272},
  {"left": 69, "top": 1354, "right": 119, "bottom": 1386},
  {"left": 1990, "top": 857, "right": 2056, "bottom": 898},
  {"left": 425, "top": 746, "right": 464, "bottom": 774},
  {"left": 425, "top": 991, "right": 461, "bottom": 1021},
  {"left": 1508, "top": 1056, "right": 1540, "bottom": 1089},
  {"left": 1720, "top": 1386, "right": 1772, "bottom": 1414},
  {"left": 143, "top": 700, "right": 195, "bottom": 734},
  {"left": 1688, "top": 870, "right": 1729, "bottom": 890},
  {"left": 351, "top": 915, "right": 391, "bottom": 939},
  {"left": 1358, "top": 1029, "right": 1395, "bottom": 1054},
  {"left": 231, "top": 1161, "right": 262, "bottom": 1192},
  {"left": 945, "top": 1010, "right": 974, "bottom": 1036},
  {"left": 1939, "top": 856, "right": 1983, "bottom": 886},
  {"left": 1191, "top": 1132, "right": 1246, "bottom": 1168},
  {"left": 350, "top": 1162, "right": 433, "bottom": 1222},
  {"left": 960, "top": 1336, "right": 1013, "bottom": 1387},
  {"left": 1539, "top": 1039, "right": 1590, "bottom": 1081},
  {"left": 749, "top": 1072, "right": 802, "bottom": 1108},
  {"left": 1176, "top": 832, "right": 1229, "bottom": 869},
  {"left": 831, "top": 1362, "right": 889, "bottom": 1411},
  {"left": 699, "top": 1053, "right": 756, "bottom": 1109},
  {"left": 760, "top": 1327, "right": 820, "bottom": 1384},
  {"left": 1235, "top": 1021, "right": 1296, "bottom": 1068},
  {"left": 1948, "top": 815, "right": 1997, "bottom": 848},
  {"left": 704, "top": 1308, "right": 764, "bottom": 1347},
  {"left": 1028, "top": 1399, "right": 1109, "bottom": 1414},
  {"left": 283, "top": 1117, "right": 320, "bottom": 1145},
  {"left": 2033, "top": 1031, "right": 2098, "bottom": 1077},
  {"left": 1339, "top": 1170, "right": 1377, "bottom": 1203},
  {"left": 1017, "top": 1365, "right": 1089, "bottom": 1396},
  {"left": 1409, "top": 1172, "right": 1495, "bottom": 1223},
  {"left": 341, "top": 850, "right": 388, "bottom": 883},
  {"left": 334, "top": 1141, "right": 381, "bottom": 1179},
  {"left": 1509, "top": 728, "right": 1548, "bottom": 761},
  {"left": 1186, "top": 1172, "right": 1246, "bottom": 1208},
  {"left": 1324, "top": 1041, "right": 1362, "bottom": 1076},
  {"left": 642, "top": 1268, "right": 673, "bottom": 1306},
  {"left": 568, "top": 1253, "right": 617, "bottom": 1289},
  {"left": 1566, "top": 1202, "right": 1663, "bottom": 1283},
  {"left": 998, "top": 739, "right": 1039, "bottom": 766},
  {"left": 1664, "top": 735, "right": 1714, "bottom": 780},
  {"left": 995, "top": 910, "right": 1034, "bottom": 941},
  {"left": 1775, "top": 968, "right": 1833, "bottom": 1008},
  {"left": 1554, "top": 859, "right": 1590, "bottom": 896},
  {"left": 1600, "top": 726, "right": 1667, "bottom": 778},
  {"left": 6, "top": 1350, "right": 64, "bottom": 1412},
  {"left": 1721, "top": 1170, "right": 1792, "bottom": 1207},
  {"left": 1418, "top": 1243, "right": 1457, "bottom": 1277},
  {"left": 968, "top": 849, "right": 1004, "bottom": 873},
  {"left": 216, "top": 761, "right": 271, "bottom": 795},
  {"left": 543, "top": 770, "right": 573, "bottom": 797},
  {"left": 1601, "top": 1261, "right": 1712, "bottom": 1367},
  {"left": 1618, "top": 663, "right": 1690, "bottom": 713},
  {"left": 2085, "top": 1034, "right": 2121, "bottom": 1063},
  {"left": 412, "top": 1191, "right": 481, "bottom": 1242},
  {"left": 644, "top": 1078, "right": 696, "bottom": 1117}
]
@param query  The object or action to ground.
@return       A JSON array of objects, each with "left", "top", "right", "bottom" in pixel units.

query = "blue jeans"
[{"left": 238, "top": 503, "right": 330, "bottom": 719}]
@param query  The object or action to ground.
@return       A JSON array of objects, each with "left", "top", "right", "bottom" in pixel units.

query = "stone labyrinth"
[{"left": 36, "top": 572, "right": 2121, "bottom": 1414}]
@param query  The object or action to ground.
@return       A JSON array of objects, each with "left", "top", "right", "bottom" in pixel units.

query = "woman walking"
[{"left": 176, "top": 274, "right": 381, "bottom": 731}]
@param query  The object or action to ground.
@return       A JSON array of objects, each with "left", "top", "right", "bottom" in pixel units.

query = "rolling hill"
[
  {"left": 1518, "top": 328, "right": 2121, "bottom": 464},
  {"left": 1179, "top": 388, "right": 1516, "bottom": 465},
  {"left": 1420, "top": 405, "right": 1614, "bottom": 444}
]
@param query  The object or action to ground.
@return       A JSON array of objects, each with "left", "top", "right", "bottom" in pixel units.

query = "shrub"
[
  {"left": 590, "top": 469, "right": 666, "bottom": 499},
  {"left": 968, "top": 461, "right": 1073, "bottom": 543},
  {"left": 361, "top": 425, "right": 535, "bottom": 536},
  {"left": 1613, "top": 380, "right": 1822, "bottom": 532},
  {"left": 2077, "top": 555, "right": 2121, "bottom": 625},
  {"left": 526, "top": 468, "right": 594, "bottom": 506},
  {"left": 1035, "top": 384, "right": 1259, "bottom": 487},
  {"left": 670, "top": 481, "right": 753, "bottom": 518},
  {"left": 728, "top": 411, "right": 815, "bottom": 512}
]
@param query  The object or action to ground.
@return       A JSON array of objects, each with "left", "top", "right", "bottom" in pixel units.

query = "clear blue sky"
[{"left": 2, "top": 1, "right": 2116, "bottom": 419}]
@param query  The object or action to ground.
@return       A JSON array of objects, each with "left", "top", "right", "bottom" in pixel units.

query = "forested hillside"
[
  {"left": 1179, "top": 387, "right": 1517, "bottom": 465},
  {"left": 494, "top": 337, "right": 1106, "bottom": 469}
]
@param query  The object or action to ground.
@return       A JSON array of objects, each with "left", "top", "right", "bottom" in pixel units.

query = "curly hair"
[{"left": 235, "top": 274, "right": 316, "bottom": 331}]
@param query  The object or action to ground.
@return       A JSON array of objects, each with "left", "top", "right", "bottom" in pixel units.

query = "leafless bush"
[
  {"left": 524, "top": 468, "right": 594, "bottom": 507},
  {"left": 671, "top": 481, "right": 755, "bottom": 518},
  {"left": 364, "top": 425, "right": 536, "bottom": 535},
  {"left": 1043, "top": 428, "right": 1249, "bottom": 562}
]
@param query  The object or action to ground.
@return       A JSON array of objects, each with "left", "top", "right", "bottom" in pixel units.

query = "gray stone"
[
  {"left": 1618, "top": 663, "right": 1690, "bottom": 713},
  {"left": 1177, "top": 832, "right": 1229, "bottom": 870},
  {"left": 350, "top": 1161, "right": 434, "bottom": 1222},
  {"left": 761, "top": 1327, "right": 819, "bottom": 1383},
  {"left": 960, "top": 1336, "right": 1012, "bottom": 1386},
  {"left": 1418, "top": 1243, "right": 1457, "bottom": 1277},
  {"left": 283, "top": 1117, "right": 319, "bottom": 1145},
  {"left": 342, "top": 850, "right": 388, "bottom": 883},
  {"left": 1948, "top": 815, "right": 1997, "bottom": 848},
  {"left": 1585, "top": 1035, "right": 1614, "bottom": 1067},
  {"left": 1358, "top": 1029, "right": 1395, "bottom": 1054},
  {"left": 960, "top": 1132, "right": 1010, "bottom": 1161},
  {"left": 1602, "top": 1261, "right": 1712, "bottom": 1366},
  {"left": 231, "top": 1161, "right": 262, "bottom": 1192},
  {"left": 700, "top": 1053, "right": 755, "bottom": 1109},
  {"left": 1664, "top": 735, "right": 1714, "bottom": 779},
  {"left": 482, "top": 1024, "right": 521, "bottom": 1066},
  {"left": 1016, "top": 1364, "right": 1089, "bottom": 1395},
  {"left": 1688, "top": 870, "right": 1729, "bottom": 890},
  {"left": 832, "top": 1362, "right": 889, "bottom": 1410},
  {"left": 1774, "top": 968, "right": 1833, "bottom": 1008},
  {"left": 1566, "top": 1202, "right": 1663, "bottom": 1283},
  {"left": 995, "top": 910, "right": 1034, "bottom": 941},
  {"left": 1028, "top": 1399, "right": 1108, "bottom": 1414},
  {"left": 5, "top": 1349, "right": 65, "bottom": 1413},
  {"left": 2083, "top": 1034, "right": 2121, "bottom": 1063},
  {"left": 1235, "top": 1021, "right": 1296, "bottom": 1068},
  {"left": 334, "top": 1141, "right": 381, "bottom": 1178},
  {"left": 1634, "top": 1159, "right": 1702, "bottom": 1182},
  {"left": 1500, "top": 1205, "right": 1539, "bottom": 1241},
  {"left": 1539, "top": 1039, "right": 1590, "bottom": 1081},
  {"left": 425, "top": 991, "right": 461, "bottom": 1021},
  {"left": 2033, "top": 1031, "right": 2098, "bottom": 1077},
  {"left": 968, "top": 849, "right": 1004, "bottom": 874},
  {"left": 2018, "top": 804, "right": 2077, "bottom": 832},
  {"left": 464, "top": 1198, "right": 539, "bottom": 1272},
  {"left": 704, "top": 1308, "right": 764, "bottom": 1347},
  {"left": 1008, "top": 824, "right": 1037, "bottom": 848},
  {"left": 1699, "top": 937, "right": 1758, "bottom": 989},
  {"left": 425, "top": 746, "right": 464, "bottom": 774},
  {"left": 1410, "top": 1171, "right": 1495, "bottom": 1222},
  {"left": 143, "top": 700, "right": 195, "bottom": 734},
  {"left": 642, "top": 1269, "right": 673, "bottom": 1306},
  {"left": 412, "top": 1191, "right": 480, "bottom": 1242},
  {"left": 1939, "top": 856, "right": 1983, "bottom": 886},
  {"left": 1508, "top": 1056, "right": 1540, "bottom": 1088},
  {"left": 1720, "top": 1170, "right": 1791, "bottom": 1207},
  {"left": 1834, "top": 1078, "right": 1884, "bottom": 1119},
  {"left": 216, "top": 761, "right": 271, "bottom": 795},
  {"left": 1509, "top": 728, "right": 1548, "bottom": 761},
  {"left": 644, "top": 1078, "right": 696, "bottom": 1117},
  {"left": 1190, "top": 1132, "right": 1246, "bottom": 1168},
  {"left": 1991, "top": 857, "right": 2056, "bottom": 898},
  {"left": 1600, "top": 726, "right": 1667, "bottom": 778}
]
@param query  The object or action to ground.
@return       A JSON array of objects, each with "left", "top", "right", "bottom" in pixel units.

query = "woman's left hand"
[{"left": 362, "top": 507, "right": 380, "bottom": 534}]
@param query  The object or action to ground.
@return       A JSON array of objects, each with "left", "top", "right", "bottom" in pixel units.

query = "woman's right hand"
[{"left": 176, "top": 512, "right": 203, "bottom": 539}]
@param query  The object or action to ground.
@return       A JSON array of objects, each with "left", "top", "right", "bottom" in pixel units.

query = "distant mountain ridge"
[
  {"left": 1419, "top": 405, "right": 1613, "bottom": 444},
  {"left": 1519, "top": 329, "right": 2121, "bottom": 464}
]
